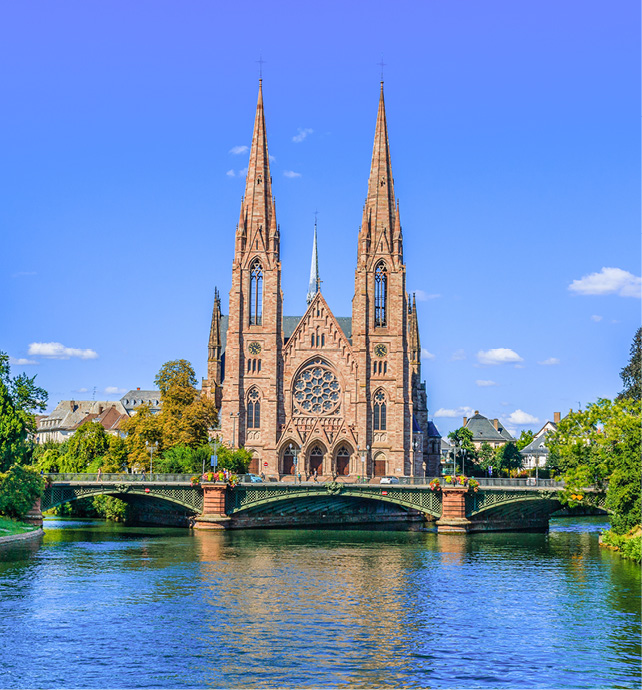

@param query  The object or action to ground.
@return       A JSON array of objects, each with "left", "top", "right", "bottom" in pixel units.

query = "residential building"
[{"left": 463, "top": 411, "right": 514, "bottom": 450}]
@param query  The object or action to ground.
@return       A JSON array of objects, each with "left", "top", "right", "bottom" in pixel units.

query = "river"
[{"left": 0, "top": 517, "right": 639, "bottom": 689}]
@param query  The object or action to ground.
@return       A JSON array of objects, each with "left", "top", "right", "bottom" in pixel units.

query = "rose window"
[{"left": 292, "top": 358, "right": 341, "bottom": 415}]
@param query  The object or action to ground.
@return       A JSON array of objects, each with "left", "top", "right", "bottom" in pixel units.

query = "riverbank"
[
  {"left": 0, "top": 517, "right": 43, "bottom": 545},
  {"left": 600, "top": 526, "right": 642, "bottom": 562}
]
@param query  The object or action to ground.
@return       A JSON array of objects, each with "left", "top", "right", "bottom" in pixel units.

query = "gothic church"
[{"left": 202, "top": 81, "right": 440, "bottom": 478}]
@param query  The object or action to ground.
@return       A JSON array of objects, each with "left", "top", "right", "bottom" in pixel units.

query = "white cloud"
[
  {"left": 105, "top": 386, "right": 126, "bottom": 394},
  {"left": 507, "top": 409, "right": 540, "bottom": 425},
  {"left": 226, "top": 169, "right": 235, "bottom": 177},
  {"left": 591, "top": 315, "right": 603, "bottom": 322},
  {"left": 229, "top": 145, "right": 249, "bottom": 155},
  {"left": 28, "top": 342, "right": 98, "bottom": 360},
  {"left": 477, "top": 348, "right": 523, "bottom": 365},
  {"left": 569, "top": 267, "right": 641, "bottom": 298},
  {"left": 283, "top": 170, "right": 301, "bottom": 178},
  {"left": 434, "top": 406, "right": 474, "bottom": 419},
  {"left": 9, "top": 357, "right": 38, "bottom": 366},
  {"left": 292, "top": 128, "right": 313, "bottom": 143},
  {"left": 269, "top": 155, "right": 276, "bottom": 163},
  {"left": 538, "top": 357, "right": 560, "bottom": 366},
  {"left": 74, "top": 388, "right": 89, "bottom": 393},
  {"left": 413, "top": 289, "right": 441, "bottom": 301},
  {"left": 476, "top": 379, "right": 497, "bottom": 387},
  {"left": 421, "top": 348, "right": 435, "bottom": 360},
  {"left": 450, "top": 349, "right": 466, "bottom": 361}
]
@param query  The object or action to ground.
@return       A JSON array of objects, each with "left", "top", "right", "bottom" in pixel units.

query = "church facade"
[{"left": 202, "top": 81, "right": 440, "bottom": 478}]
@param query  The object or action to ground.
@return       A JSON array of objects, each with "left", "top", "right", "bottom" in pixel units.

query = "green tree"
[
  {"left": 447, "top": 427, "right": 477, "bottom": 474},
  {"left": 0, "top": 352, "right": 47, "bottom": 471},
  {"left": 59, "top": 421, "right": 109, "bottom": 473},
  {"left": 0, "top": 464, "right": 45, "bottom": 518},
  {"left": 493, "top": 442, "right": 523, "bottom": 476},
  {"left": 516, "top": 429, "right": 535, "bottom": 450},
  {"left": 477, "top": 442, "right": 495, "bottom": 472},
  {"left": 618, "top": 327, "right": 641, "bottom": 402},
  {"left": 547, "top": 398, "right": 641, "bottom": 533}
]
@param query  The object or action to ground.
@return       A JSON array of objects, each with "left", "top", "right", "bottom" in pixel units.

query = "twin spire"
[{"left": 238, "top": 79, "right": 401, "bottom": 300}]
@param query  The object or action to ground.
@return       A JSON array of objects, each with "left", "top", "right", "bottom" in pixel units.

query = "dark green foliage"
[
  {"left": 618, "top": 327, "right": 641, "bottom": 402},
  {"left": 493, "top": 443, "right": 523, "bottom": 476},
  {"left": 0, "top": 352, "right": 47, "bottom": 471},
  {"left": 154, "top": 443, "right": 252, "bottom": 475},
  {"left": 0, "top": 464, "right": 45, "bottom": 518},
  {"left": 216, "top": 446, "right": 253, "bottom": 474},
  {"left": 447, "top": 427, "right": 477, "bottom": 473}
]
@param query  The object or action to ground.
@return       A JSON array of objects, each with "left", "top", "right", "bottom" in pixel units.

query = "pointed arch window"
[
  {"left": 374, "top": 261, "right": 387, "bottom": 327},
  {"left": 249, "top": 260, "right": 263, "bottom": 326},
  {"left": 373, "top": 389, "right": 387, "bottom": 431},
  {"left": 247, "top": 388, "right": 260, "bottom": 428}
]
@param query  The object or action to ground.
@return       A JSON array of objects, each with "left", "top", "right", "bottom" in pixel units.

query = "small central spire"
[{"left": 306, "top": 219, "right": 320, "bottom": 305}]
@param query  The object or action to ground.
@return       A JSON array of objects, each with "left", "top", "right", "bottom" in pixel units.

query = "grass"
[{"left": 0, "top": 516, "right": 38, "bottom": 537}]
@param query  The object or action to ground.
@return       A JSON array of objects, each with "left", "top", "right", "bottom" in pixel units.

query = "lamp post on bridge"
[
  {"left": 230, "top": 412, "right": 239, "bottom": 448},
  {"left": 206, "top": 429, "right": 221, "bottom": 478},
  {"left": 288, "top": 443, "right": 300, "bottom": 484},
  {"left": 145, "top": 441, "right": 157, "bottom": 476}
]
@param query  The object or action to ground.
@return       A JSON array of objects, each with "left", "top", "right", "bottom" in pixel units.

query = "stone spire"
[
  {"left": 306, "top": 220, "right": 320, "bottom": 305},
  {"left": 359, "top": 81, "right": 398, "bottom": 262},
  {"left": 203, "top": 287, "right": 222, "bottom": 407},
  {"left": 236, "top": 80, "right": 277, "bottom": 259}
]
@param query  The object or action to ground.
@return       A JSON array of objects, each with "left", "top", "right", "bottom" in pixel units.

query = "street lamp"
[
  {"left": 288, "top": 443, "right": 300, "bottom": 483},
  {"left": 145, "top": 440, "right": 158, "bottom": 476},
  {"left": 205, "top": 432, "right": 221, "bottom": 477},
  {"left": 413, "top": 432, "right": 423, "bottom": 478}
]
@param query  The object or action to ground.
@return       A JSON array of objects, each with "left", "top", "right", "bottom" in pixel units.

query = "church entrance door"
[
  {"left": 283, "top": 450, "right": 296, "bottom": 475},
  {"left": 336, "top": 447, "right": 350, "bottom": 476},
  {"left": 248, "top": 457, "right": 259, "bottom": 474},
  {"left": 309, "top": 446, "right": 323, "bottom": 475},
  {"left": 374, "top": 454, "right": 386, "bottom": 477}
]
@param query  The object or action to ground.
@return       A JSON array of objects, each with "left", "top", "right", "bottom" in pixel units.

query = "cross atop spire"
[{"left": 306, "top": 218, "right": 321, "bottom": 305}]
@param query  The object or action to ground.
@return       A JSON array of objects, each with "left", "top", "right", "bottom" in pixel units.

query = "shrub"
[{"left": 0, "top": 464, "right": 45, "bottom": 518}]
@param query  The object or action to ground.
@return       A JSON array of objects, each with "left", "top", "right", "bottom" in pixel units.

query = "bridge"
[{"left": 33, "top": 474, "right": 603, "bottom": 533}]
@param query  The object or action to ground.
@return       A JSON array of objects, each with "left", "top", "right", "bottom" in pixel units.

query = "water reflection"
[{"left": 0, "top": 517, "right": 639, "bottom": 689}]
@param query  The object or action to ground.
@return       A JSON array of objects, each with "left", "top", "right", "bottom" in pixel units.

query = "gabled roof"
[
  {"left": 219, "top": 314, "right": 352, "bottom": 352},
  {"left": 120, "top": 390, "right": 161, "bottom": 407},
  {"left": 464, "top": 413, "right": 514, "bottom": 442},
  {"left": 520, "top": 433, "right": 550, "bottom": 455}
]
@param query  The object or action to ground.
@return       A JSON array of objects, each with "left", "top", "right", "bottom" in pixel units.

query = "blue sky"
[{"left": 1, "top": 0, "right": 639, "bottom": 438}]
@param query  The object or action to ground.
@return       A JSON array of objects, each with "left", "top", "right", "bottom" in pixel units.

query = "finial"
[
  {"left": 378, "top": 56, "right": 386, "bottom": 82},
  {"left": 256, "top": 55, "right": 266, "bottom": 80}
]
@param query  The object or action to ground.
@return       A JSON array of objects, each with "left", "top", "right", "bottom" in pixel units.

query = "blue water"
[{"left": 0, "top": 517, "right": 639, "bottom": 688}]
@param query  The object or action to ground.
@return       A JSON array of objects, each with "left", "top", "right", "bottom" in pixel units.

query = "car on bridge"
[
  {"left": 240, "top": 474, "right": 263, "bottom": 483},
  {"left": 379, "top": 476, "right": 400, "bottom": 484}
]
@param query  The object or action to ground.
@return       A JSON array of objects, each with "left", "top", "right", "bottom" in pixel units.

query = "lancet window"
[
  {"left": 373, "top": 389, "right": 387, "bottom": 431},
  {"left": 374, "top": 261, "right": 387, "bottom": 327},
  {"left": 249, "top": 260, "right": 263, "bottom": 326},
  {"left": 247, "top": 388, "right": 260, "bottom": 429}
]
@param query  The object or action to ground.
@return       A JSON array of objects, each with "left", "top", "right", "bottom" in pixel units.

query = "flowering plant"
[
  {"left": 190, "top": 476, "right": 200, "bottom": 486},
  {"left": 429, "top": 478, "right": 441, "bottom": 491},
  {"left": 468, "top": 478, "right": 479, "bottom": 492}
]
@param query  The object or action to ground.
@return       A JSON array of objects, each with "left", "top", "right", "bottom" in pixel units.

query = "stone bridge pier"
[
  {"left": 435, "top": 488, "right": 470, "bottom": 533},
  {"left": 192, "top": 483, "right": 231, "bottom": 530}
]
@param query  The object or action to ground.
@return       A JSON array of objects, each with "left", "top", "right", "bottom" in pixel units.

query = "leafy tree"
[
  {"left": 92, "top": 495, "right": 130, "bottom": 522},
  {"left": 493, "top": 442, "right": 523, "bottom": 476},
  {"left": 101, "top": 436, "right": 128, "bottom": 473},
  {"left": 516, "top": 429, "right": 535, "bottom": 450},
  {"left": 447, "top": 427, "right": 477, "bottom": 474},
  {"left": 216, "top": 445, "right": 253, "bottom": 474},
  {"left": 547, "top": 398, "right": 641, "bottom": 533},
  {"left": 618, "top": 327, "right": 641, "bottom": 402},
  {"left": 477, "top": 442, "right": 495, "bottom": 472},
  {"left": 59, "top": 421, "right": 109, "bottom": 473},
  {"left": 154, "top": 360, "right": 218, "bottom": 450},
  {"left": 121, "top": 404, "right": 162, "bottom": 471},
  {"left": 0, "top": 352, "right": 47, "bottom": 471},
  {"left": 0, "top": 464, "right": 45, "bottom": 518}
]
